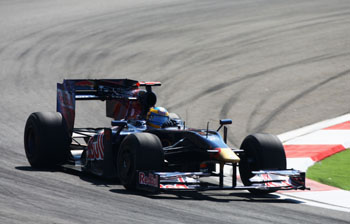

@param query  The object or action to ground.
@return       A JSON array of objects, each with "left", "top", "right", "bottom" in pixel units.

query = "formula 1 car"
[{"left": 24, "top": 79, "right": 307, "bottom": 194}]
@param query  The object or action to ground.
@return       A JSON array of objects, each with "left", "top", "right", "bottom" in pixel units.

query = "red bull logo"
[
  {"left": 139, "top": 172, "right": 159, "bottom": 188},
  {"left": 87, "top": 133, "right": 104, "bottom": 160}
]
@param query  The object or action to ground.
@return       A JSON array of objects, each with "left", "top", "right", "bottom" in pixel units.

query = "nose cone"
[{"left": 216, "top": 148, "right": 240, "bottom": 163}]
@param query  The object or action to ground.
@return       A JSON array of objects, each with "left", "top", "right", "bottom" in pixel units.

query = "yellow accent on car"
[{"left": 217, "top": 148, "right": 240, "bottom": 163}]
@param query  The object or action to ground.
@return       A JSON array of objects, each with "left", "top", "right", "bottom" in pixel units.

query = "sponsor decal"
[
  {"left": 260, "top": 173, "right": 291, "bottom": 188},
  {"left": 75, "top": 81, "right": 94, "bottom": 87},
  {"left": 87, "top": 133, "right": 104, "bottom": 160},
  {"left": 57, "top": 89, "right": 74, "bottom": 110},
  {"left": 139, "top": 172, "right": 159, "bottom": 188},
  {"left": 159, "top": 176, "right": 189, "bottom": 189},
  {"left": 57, "top": 83, "right": 76, "bottom": 133},
  {"left": 159, "top": 184, "right": 189, "bottom": 189}
]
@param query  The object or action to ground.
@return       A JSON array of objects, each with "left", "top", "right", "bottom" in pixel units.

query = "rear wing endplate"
[{"left": 57, "top": 79, "right": 161, "bottom": 134}]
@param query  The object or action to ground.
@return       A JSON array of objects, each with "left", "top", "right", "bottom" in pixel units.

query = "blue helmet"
[{"left": 147, "top": 107, "right": 169, "bottom": 128}]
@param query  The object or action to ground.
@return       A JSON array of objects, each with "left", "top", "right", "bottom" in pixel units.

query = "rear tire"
[
  {"left": 239, "top": 133, "right": 286, "bottom": 194},
  {"left": 24, "top": 112, "right": 71, "bottom": 168},
  {"left": 117, "top": 133, "right": 164, "bottom": 190}
]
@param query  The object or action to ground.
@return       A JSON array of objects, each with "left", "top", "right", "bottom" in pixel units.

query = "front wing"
[{"left": 136, "top": 169, "right": 308, "bottom": 192}]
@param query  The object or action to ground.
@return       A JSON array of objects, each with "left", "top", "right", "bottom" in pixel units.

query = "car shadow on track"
[
  {"left": 15, "top": 166, "right": 303, "bottom": 204},
  {"left": 15, "top": 165, "right": 120, "bottom": 186},
  {"left": 109, "top": 188, "right": 303, "bottom": 204},
  {"left": 16, "top": 166, "right": 59, "bottom": 172}
]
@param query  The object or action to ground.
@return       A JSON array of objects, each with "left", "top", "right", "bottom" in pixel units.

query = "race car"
[{"left": 24, "top": 79, "right": 307, "bottom": 194}]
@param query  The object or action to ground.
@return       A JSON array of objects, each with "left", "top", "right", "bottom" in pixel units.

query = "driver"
[{"left": 146, "top": 107, "right": 177, "bottom": 128}]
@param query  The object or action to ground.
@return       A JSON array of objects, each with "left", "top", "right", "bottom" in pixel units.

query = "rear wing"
[{"left": 57, "top": 79, "right": 160, "bottom": 134}]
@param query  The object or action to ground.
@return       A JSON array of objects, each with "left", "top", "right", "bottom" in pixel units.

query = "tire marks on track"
[
  {"left": 251, "top": 69, "right": 350, "bottom": 133},
  {"left": 169, "top": 53, "right": 350, "bottom": 111},
  {"left": 1, "top": 1, "right": 350, "bottom": 223}
]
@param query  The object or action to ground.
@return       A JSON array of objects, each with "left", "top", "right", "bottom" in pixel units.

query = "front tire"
[
  {"left": 117, "top": 133, "right": 164, "bottom": 190},
  {"left": 24, "top": 112, "right": 71, "bottom": 168},
  {"left": 239, "top": 133, "right": 286, "bottom": 194}
]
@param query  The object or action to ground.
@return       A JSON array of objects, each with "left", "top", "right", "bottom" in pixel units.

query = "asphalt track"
[{"left": 1, "top": 0, "right": 350, "bottom": 223}]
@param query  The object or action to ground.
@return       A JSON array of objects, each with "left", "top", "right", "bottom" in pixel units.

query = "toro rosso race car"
[{"left": 24, "top": 79, "right": 307, "bottom": 194}]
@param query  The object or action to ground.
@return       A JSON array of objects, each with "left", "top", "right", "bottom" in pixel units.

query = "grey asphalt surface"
[{"left": 1, "top": 0, "right": 350, "bottom": 223}]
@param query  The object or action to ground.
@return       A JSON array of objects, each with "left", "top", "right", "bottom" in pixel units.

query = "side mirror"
[
  {"left": 111, "top": 120, "right": 128, "bottom": 136},
  {"left": 111, "top": 120, "right": 127, "bottom": 127},
  {"left": 217, "top": 119, "right": 232, "bottom": 132},
  {"left": 220, "top": 119, "right": 232, "bottom": 125}
]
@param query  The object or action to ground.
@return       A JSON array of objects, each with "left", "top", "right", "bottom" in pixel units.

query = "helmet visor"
[{"left": 148, "top": 114, "right": 169, "bottom": 128}]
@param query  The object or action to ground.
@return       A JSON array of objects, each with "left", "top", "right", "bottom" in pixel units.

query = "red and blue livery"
[{"left": 24, "top": 79, "right": 307, "bottom": 194}]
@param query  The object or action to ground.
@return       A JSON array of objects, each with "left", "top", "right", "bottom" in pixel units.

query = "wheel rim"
[
  {"left": 25, "top": 126, "right": 37, "bottom": 158},
  {"left": 119, "top": 149, "right": 134, "bottom": 181},
  {"left": 81, "top": 150, "right": 87, "bottom": 166},
  {"left": 246, "top": 156, "right": 257, "bottom": 173}
]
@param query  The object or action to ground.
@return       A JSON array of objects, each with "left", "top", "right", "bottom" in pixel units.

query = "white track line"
[
  {"left": 277, "top": 113, "right": 350, "bottom": 212},
  {"left": 278, "top": 113, "right": 350, "bottom": 143}
]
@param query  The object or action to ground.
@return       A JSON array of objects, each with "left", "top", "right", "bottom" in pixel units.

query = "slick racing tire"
[
  {"left": 239, "top": 133, "right": 286, "bottom": 195},
  {"left": 24, "top": 112, "right": 71, "bottom": 168},
  {"left": 117, "top": 133, "right": 164, "bottom": 190}
]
